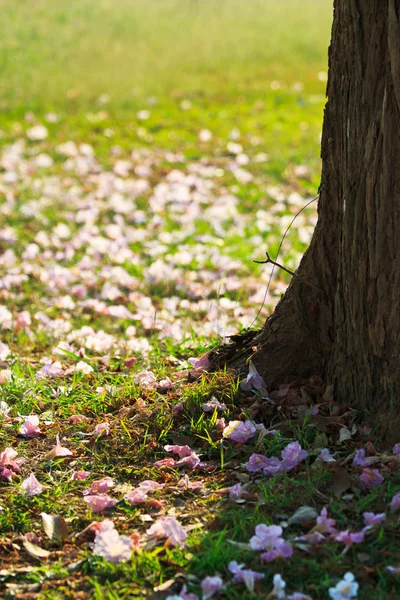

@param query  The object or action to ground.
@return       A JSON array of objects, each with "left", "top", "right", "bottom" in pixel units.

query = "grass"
[{"left": 1, "top": 1, "right": 400, "bottom": 599}]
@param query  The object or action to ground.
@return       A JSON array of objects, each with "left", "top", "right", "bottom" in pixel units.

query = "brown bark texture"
[{"left": 215, "top": 1, "right": 400, "bottom": 439}]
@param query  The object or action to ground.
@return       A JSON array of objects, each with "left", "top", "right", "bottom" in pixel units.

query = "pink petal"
[
  {"left": 20, "top": 473, "right": 44, "bottom": 496},
  {"left": 84, "top": 494, "right": 117, "bottom": 512}
]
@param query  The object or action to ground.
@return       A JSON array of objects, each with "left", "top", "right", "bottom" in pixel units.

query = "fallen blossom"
[
  {"left": 19, "top": 415, "right": 41, "bottom": 437},
  {"left": 27, "top": 124, "right": 48, "bottom": 140},
  {"left": 359, "top": 468, "right": 384, "bottom": 489},
  {"left": 202, "top": 397, "right": 226, "bottom": 413},
  {"left": 83, "top": 478, "right": 115, "bottom": 495},
  {"left": 0, "top": 447, "right": 23, "bottom": 480},
  {"left": 334, "top": 529, "right": 365, "bottom": 553},
  {"left": 154, "top": 458, "right": 177, "bottom": 469},
  {"left": 93, "top": 526, "right": 133, "bottom": 564},
  {"left": 280, "top": 441, "right": 308, "bottom": 470},
  {"left": 46, "top": 434, "right": 73, "bottom": 459},
  {"left": 240, "top": 361, "right": 267, "bottom": 391},
  {"left": 176, "top": 454, "right": 202, "bottom": 470},
  {"left": 228, "top": 560, "right": 264, "bottom": 591},
  {"left": 315, "top": 507, "right": 338, "bottom": 534},
  {"left": 20, "top": 473, "right": 44, "bottom": 496},
  {"left": 328, "top": 572, "right": 358, "bottom": 599},
  {"left": 178, "top": 475, "right": 204, "bottom": 491},
  {"left": 387, "top": 566, "right": 400, "bottom": 574},
  {"left": 250, "top": 524, "right": 292, "bottom": 560},
  {"left": 288, "top": 594, "right": 312, "bottom": 600},
  {"left": 188, "top": 352, "right": 211, "bottom": 376},
  {"left": 317, "top": 448, "right": 336, "bottom": 463},
  {"left": 92, "top": 422, "right": 110, "bottom": 437},
  {"left": 260, "top": 540, "right": 293, "bottom": 562},
  {"left": 363, "top": 512, "right": 386, "bottom": 527},
  {"left": 270, "top": 574, "right": 286, "bottom": 599},
  {"left": 75, "top": 360, "right": 94, "bottom": 374},
  {"left": 352, "top": 448, "right": 372, "bottom": 467},
  {"left": 146, "top": 516, "right": 187, "bottom": 548},
  {"left": 393, "top": 443, "right": 400, "bottom": 455},
  {"left": 69, "top": 414, "right": 91, "bottom": 424},
  {"left": 250, "top": 524, "right": 283, "bottom": 551},
  {"left": 246, "top": 453, "right": 273, "bottom": 472},
  {"left": 124, "top": 489, "right": 148, "bottom": 505},
  {"left": 390, "top": 492, "right": 400, "bottom": 510},
  {"left": 71, "top": 470, "right": 90, "bottom": 481},
  {"left": 295, "top": 531, "right": 326, "bottom": 545},
  {"left": 134, "top": 370, "right": 157, "bottom": 389},
  {"left": 164, "top": 444, "right": 194, "bottom": 458},
  {"left": 229, "top": 482, "right": 246, "bottom": 501},
  {"left": 0, "top": 369, "right": 12, "bottom": 384},
  {"left": 223, "top": 420, "right": 256, "bottom": 443},
  {"left": 201, "top": 576, "right": 223, "bottom": 600},
  {"left": 84, "top": 494, "right": 118, "bottom": 512}
]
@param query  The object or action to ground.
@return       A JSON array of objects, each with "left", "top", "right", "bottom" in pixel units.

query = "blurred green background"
[{"left": 1, "top": 0, "right": 332, "bottom": 111}]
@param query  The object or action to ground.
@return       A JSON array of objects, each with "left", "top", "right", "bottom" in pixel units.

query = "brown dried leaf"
[
  {"left": 40, "top": 513, "right": 69, "bottom": 544},
  {"left": 333, "top": 467, "right": 352, "bottom": 497},
  {"left": 22, "top": 539, "right": 50, "bottom": 560}
]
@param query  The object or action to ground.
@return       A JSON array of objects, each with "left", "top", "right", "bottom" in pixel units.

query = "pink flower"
[
  {"left": 84, "top": 494, "right": 118, "bottom": 512},
  {"left": 138, "top": 480, "right": 164, "bottom": 492},
  {"left": 393, "top": 443, "right": 400, "bottom": 455},
  {"left": 178, "top": 475, "right": 204, "bottom": 491},
  {"left": 93, "top": 526, "right": 133, "bottom": 564},
  {"left": 188, "top": 352, "right": 211, "bottom": 376},
  {"left": 146, "top": 516, "right": 187, "bottom": 548},
  {"left": 390, "top": 492, "right": 400, "bottom": 510},
  {"left": 229, "top": 483, "right": 245, "bottom": 501},
  {"left": 352, "top": 448, "right": 373, "bottom": 466},
  {"left": 0, "top": 447, "right": 23, "bottom": 480},
  {"left": 281, "top": 441, "right": 308, "bottom": 470},
  {"left": 360, "top": 468, "right": 384, "bottom": 489},
  {"left": 92, "top": 422, "right": 110, "bottom": 438},
  {"left": 134, "top": 370, "right": 157, "bottom": 389},
  {"left": 19, "top": 415, "right": 41, "bottom": 437},
  {"left": 20, "top": 473, "right": 44, "bottom": 496},
  {"left": 334, "top": 529, "right": 365, "bottom": 553},
  {"left": 250, "top": 524, "right": 284, "bottom": 550},
  {"left": 250, "top": 524, "right": 293, "bottom": 561},
  {"left": 246, "top": 453, "right": 274, "bottom": 473},
  {"left": 316, "top": 507, "right": 338, "bottom": 534},
  {"left": 176, "top": 454, "right": 203, "bottom": 470},
  {"left": 200, "top": 576, "right": 223, "bottom": 600},
  {"left": 46, "top": 434, "right": 73, "bottom": 458},
  {"left": 164, "top": 445, "right": 193, "bottom": 458},
  {"left": 223, "top": 420, "right": 256, "bottom": 443},
  {"left": 154, "top": 458, "right": 177, "bottom": 469},
  {"left": 296, "top": 532, "right": 326, "bottom": 545},
  {"left": 83, "top": 478, "right": 115, "bottom": 495},
  {"left": 202, "top": 398, "right": 226, "bottom": 413},
  {"left": 260, "top": 540, "right": 293, "bottom": 561},
  {"left": 387, "top": 566, "right": 400, "bottom": 574},
  {"left": 124, "top": 489, "right": 149, "bottom": 506},
  {"left": 228, "top": 561, "right": 264, "bottom": 591},
  {"left": 317, "top": 448, "right": 336, "bottom": 463},
  {"left": 363, "top": 512, "right": 386, "bottom": 527},
  {"left": 263, "top": 457, "right": 283, "bottom": 476},
  {"left": 69, "top": 414, "right": 91, "bottom": 424},
  {"left": 71, "top": 470, "right": 91, "bottom": 481},
  {"left": 240, "top": 361, "right": 267, "bottom": 391}
]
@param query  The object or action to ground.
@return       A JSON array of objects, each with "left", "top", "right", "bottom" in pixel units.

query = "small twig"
[{"left": 253, "top": 251, "right": 323, "bottom": 293}]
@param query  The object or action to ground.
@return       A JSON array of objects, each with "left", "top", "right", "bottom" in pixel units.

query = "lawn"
[{"left": 1, "top": 1, "right": 399, "bottom": 599}]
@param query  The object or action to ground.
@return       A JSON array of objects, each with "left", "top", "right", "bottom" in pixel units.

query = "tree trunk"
[{"left": 216, "top": 1, "right": 400, "bottom": 441}]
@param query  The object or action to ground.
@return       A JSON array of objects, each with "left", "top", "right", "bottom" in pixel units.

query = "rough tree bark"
[{"left": 214, "top": 1, "right": 400, "bottom": 440}]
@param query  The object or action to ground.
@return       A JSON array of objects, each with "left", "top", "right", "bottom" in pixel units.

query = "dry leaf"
[
  {"left": 333, "top": 466, "right": 352, "bottom": 497},
  {"left": 288, "top": 506, "right": 319, "bottom": 525},
  {"left": 339, "top": 427, "right": 352, "bottom": 442},
  {"left": 22, "top": 539, "right": 50, "bottom": 560},
  {"left": 40, "top": 513, "right": 69, "bottom": 544}
]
